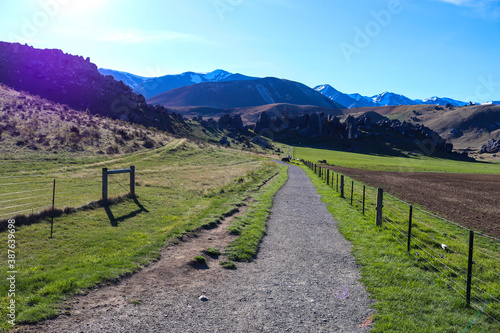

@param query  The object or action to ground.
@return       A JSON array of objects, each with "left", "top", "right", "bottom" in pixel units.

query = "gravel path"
[{"left": 29, "top": 163, "right": 374, "bottom": 332}]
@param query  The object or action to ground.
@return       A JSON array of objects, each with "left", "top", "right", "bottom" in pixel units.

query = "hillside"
[
  {"left": 168, "top": 103, "right": 343, "bottom": 124},
  {"left": 147, "top": 77, "right": 345, "bottom": 109},
  {"left": 0, "top": 84, "right": 171, "bottom": 156},
  {"left": 0, "top": 42, "right": 183, "bottom": 134},
  {"left": 342, "top": 104, "right": 500, "bottom": 150}
]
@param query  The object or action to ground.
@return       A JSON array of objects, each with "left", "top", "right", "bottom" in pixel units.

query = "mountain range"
[
  {"left": 99, "top": 68, "right": 256, "bottom": 99},
  {"left": 102, "top": 68, "right": 483, "bottom": 109},
  {"left": 313, "top": 84, "right": 469, "bottom": 109}
]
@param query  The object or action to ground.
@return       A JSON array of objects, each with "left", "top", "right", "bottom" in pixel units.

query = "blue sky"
[{"left": 1, "top": 0, "right": 500, "bottom": 102}]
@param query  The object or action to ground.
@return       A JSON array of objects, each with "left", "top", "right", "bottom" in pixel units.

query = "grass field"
[
  {"left": 0, "top": 140, "right": 284, "bottom": 331},
  {"left": 300, "top": 163, "right": 500, "bottom": 332},
  {"left": 293, "top": 146, "right": 500, "bottom": 174}
]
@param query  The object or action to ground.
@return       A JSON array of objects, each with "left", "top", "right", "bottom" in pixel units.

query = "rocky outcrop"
[
  {"left": 217, "top": 114, "right": 244, "bottom": 131},
  {"left": 250, "top": 110, "right": 461, "bottom": 157},
  {"left": 480, "top": 139, "right": 500, "bottom": 154},
  {"left": 0, "top": 42, "right": 183, "bottom": 132}
]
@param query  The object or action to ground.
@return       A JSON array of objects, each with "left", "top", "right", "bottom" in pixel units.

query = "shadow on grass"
[{"left": 104, "top": 196, "right": 149, "bottom": 227}]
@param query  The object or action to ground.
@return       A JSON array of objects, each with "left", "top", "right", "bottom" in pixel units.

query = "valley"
[{"left": 0, "top": 40, "right": 499, "bottom": 332}]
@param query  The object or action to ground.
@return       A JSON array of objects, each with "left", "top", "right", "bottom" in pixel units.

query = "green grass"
[
  {"left": 302, "top": 164, "right": 500, "bottom": 332},
  {"left": 219, "top": 260, "right": 237, "bottom": 269},
  {"left": 226, "top": 163, "right": 288, "bottom": 262},
  {"left": 0, "top": 140, "right": 282, "bottom": 331},
  {"left": 193, "top": 256, "right": 207, "bottom": 264},
  {"left": 205, "top": 247, "right": 221, "bottom": 257},
  {"left": 294, "top": 146, "right": 500, "bottom": 174}
]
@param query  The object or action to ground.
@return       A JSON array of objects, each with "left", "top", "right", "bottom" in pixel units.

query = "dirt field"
[{"left": 326, "top": 166, "right": 500, "bottom": 239}]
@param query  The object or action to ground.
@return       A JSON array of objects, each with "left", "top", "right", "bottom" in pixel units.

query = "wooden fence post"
[
  {"left": 336, "top": 174, "right": 339, "bottom": 192},
  {"left": 327, "top": 169, "right": 330, "bottom": 186},
  {"left": 102, "top": 168, "right": 108, "bottom": 202},
  {"left": 376, "top": 188, "right": 383, "bottom": 226},
  {"left": 407, "top": 205, "right": 413, "bottom": 252},
  {"left": 466, "top": 230, "right": 474, "bottom": 307},
  {"left": 340, "top": 175, "right": 345, "bottom": 198},
  {"left": 130, "top": 165, "right": 136, "bottom": 197}
]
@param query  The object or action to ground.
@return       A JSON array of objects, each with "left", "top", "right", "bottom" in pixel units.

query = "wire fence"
[
  {"left": 302, "top": 160, "right": 500, "bottom": 326},
  {"left": 0, "top": 168, "right": 135, "bottom": 230}
]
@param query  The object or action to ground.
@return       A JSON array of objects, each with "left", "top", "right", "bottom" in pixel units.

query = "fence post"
[
  {"left": 407, "top": 205, "right": 413, "bottom": 252},
  {"left": 466, "top": 230, "right": 474, "bottom": 307},
  {"left": 336, "top": 174, "right": 339, "bottom": 192},
  {"left": 102, "top": 168, "right": 108, "bottom": 202},
  {"left": 340, "top": 175, "right": 345, "bottom": 198},
  {"left": 327, "top": 169, "right": 330, "bottom": 186},
  {"left": 130, "top": 165, "right": 136, "bottom": 197},
  {"left": 50, "top": 179, "right": 55, "bottom": 238},
  {"left": 362, "top": 185, "right": 366, "bottom": 215},
  {"left": 350, "top": 180, "right": 354, "bottom": 206},
  {"left": 376, "top": 188, "right": 383, "bottom": 226}
]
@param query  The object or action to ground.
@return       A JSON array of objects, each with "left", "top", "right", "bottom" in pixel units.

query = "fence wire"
[{"left": 303, "top": 160, "right": 500, "bottom": 325}]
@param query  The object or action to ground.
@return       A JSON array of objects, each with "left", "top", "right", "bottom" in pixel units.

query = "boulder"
[{"left": 480, "top": 139, "right": 500, "bottom": 154}]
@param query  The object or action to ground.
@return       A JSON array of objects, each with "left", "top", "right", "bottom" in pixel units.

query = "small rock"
[{"left": 199, "top": 295, "right": 208, "bottom": 302}]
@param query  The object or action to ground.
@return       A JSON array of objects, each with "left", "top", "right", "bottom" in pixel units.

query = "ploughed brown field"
[{"left": 327, "top": 166, "right": 500, "bottom": 238}]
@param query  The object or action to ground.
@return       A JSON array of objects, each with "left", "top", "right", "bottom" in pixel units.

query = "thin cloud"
[{"left": 433, "top": 0, "right": 500, "bottom": 17}]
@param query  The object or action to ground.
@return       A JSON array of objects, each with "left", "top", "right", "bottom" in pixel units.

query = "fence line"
[
  {"left": 0, "top": 167, "right": 136, "bottom": 229},
  {"left": 301, "top": 159, "right": 500, "bottom": 324}
]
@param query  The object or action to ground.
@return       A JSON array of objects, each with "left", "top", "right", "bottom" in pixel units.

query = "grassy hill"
[
  {"left": 168, "top": 103, "right": 343, "bottom": 124},
  {"left": 0, "top": 84, "right": 173, "bottom": 157}
]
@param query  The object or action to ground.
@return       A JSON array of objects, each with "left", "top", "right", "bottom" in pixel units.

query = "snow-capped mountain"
[
  {"left": 414, "top": 96, "right": 468, "bottom": 107},
  {"left": 314, "top": 84, "right": 468, "bottom": 108},
  {"left": 482, "top": 100, "right": 500, "bottom": 106},
  {"left": 372, "top": 91, "right": 415, "bottom": 106},
  {"left": 98, "top": 68, "right": 256, "bottom": 99},
  {"left": 98, "top": 68, "right": 149, "bottom": 89}
]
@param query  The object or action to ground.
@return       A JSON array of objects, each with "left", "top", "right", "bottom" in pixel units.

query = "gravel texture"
[{"left": 27, "top": 163, "right": 374, "bottom": 332}]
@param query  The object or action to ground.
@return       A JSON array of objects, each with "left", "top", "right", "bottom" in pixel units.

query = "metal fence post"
[
  {"left": 340, "top": 175, "right": 345, "bottom": 198},
  {"left": 376, "top": 188, "right": 383, "bottom": 227},
  {"left": 407, "top": 205, "right": 413, "bottom": 252},
  {"left": 362, "top": 185, "right": 366, "bottom": 215},
  {"left": 350, "top": 180, "right": 354, "bottom": 205},
  {"left": 466, "top": 230, "right": 474, "bottom": 306},
  {"left": 50, "top": 179, "right": 55, "bottom": 238}
]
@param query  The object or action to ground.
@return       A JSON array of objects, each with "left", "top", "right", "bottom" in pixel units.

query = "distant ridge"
[
  {"left": 147, "top": 77, "right": 345, "bottom": 109},
  {"left": 98, "top": 68, "right": 257, "bottom": 99},
  {"left": 314, "top": 84, "right": 469, "bottom": 108}
]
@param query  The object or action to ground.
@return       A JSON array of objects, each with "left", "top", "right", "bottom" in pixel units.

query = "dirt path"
[{"left": 21, "top": 163, "right": 373, "bottom": 332}]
